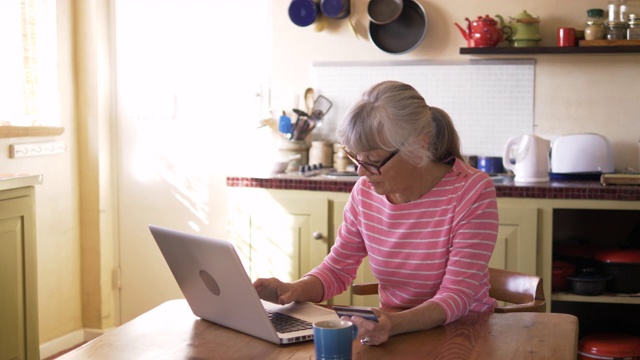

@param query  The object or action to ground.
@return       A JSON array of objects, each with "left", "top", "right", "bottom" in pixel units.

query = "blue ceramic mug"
[
  {"left": 313, "top": 319, "right": 358, "bottom": 360},
  {"left": 477, "top": 156, "right": 504, "bottom": 175}
]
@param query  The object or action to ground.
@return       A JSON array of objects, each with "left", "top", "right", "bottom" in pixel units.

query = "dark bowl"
[{"left": 567, "top": 273, "right": 611, "bottom": 296}]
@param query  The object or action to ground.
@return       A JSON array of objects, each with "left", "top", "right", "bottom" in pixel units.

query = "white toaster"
[{"left": 550, "top": 133, "right": 614, "bottom": 174}]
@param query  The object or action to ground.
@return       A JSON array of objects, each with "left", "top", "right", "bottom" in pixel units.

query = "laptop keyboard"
[{"left": 266, "top": 310, "right": 313, "bottom": 333}]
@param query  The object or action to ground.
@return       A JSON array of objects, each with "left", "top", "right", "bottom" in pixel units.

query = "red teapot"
[{"left": 455, "top": 15, "right": 512, "bottom": 47}]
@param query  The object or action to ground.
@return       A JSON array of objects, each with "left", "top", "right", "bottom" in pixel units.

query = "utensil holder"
[
  {"left": 309, "top": 141, "right": 333, "bottom": 167},
  {"left": 279, "top": 140, "right": 309, "bottom": 172}
]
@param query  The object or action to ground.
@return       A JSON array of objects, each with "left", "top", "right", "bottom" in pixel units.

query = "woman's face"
[{"left": 355, "top": 149, "right": 416, "bottom": 196}]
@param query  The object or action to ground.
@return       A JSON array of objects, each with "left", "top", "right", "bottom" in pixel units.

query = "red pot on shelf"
[
  {"left": 594, "top": 249, "right": 640, "bottom": 293},
  {"left": 578, "top": 332, "right": 640, "bottom": 360},
  {"left": 552, "top": 260, "right": 576, "bottom": 291}
]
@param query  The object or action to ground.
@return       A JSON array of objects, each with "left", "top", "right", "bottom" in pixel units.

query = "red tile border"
[
  {"left": 226, "top": 177, "right": 355, "bottom": 193},
  {"left": 226, "top": 177, "right": 640, "bottom": 201}
]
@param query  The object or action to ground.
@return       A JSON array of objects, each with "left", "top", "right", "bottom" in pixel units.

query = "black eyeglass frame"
[{"left": 342, "top": 147, "right": 399, "bottom": 175}]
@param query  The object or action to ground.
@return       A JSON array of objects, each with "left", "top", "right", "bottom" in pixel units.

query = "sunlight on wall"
[
  {"left": 227, "top": 191, "right": 303, "bottom": 283},
  {"left": 252, "top": 217, "right": 300, "bottom": 282},
  {"left": 0, "top": 0, "right": 60, "bottom": 126},
  {"left": 116, "top": 0, "right": 271, "bottom": 230}
]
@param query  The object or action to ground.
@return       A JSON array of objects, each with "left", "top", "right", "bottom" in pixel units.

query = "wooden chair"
[{"left": 350, "top": 267, "right": 546, "bottom": 313}]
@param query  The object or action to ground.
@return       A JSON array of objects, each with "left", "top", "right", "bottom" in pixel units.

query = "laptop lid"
[{"left": 149, "top": 225, "right": 338, "bottom": 344}]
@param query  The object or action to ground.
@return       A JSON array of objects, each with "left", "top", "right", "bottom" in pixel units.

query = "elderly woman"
[{"left": 254, "top": 80, "right": 498, "bottom": 345}]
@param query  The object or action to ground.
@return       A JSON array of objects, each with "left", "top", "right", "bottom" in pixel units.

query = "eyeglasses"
[{"left": 342, "top": 147, "right": 399, "bottom": 175}]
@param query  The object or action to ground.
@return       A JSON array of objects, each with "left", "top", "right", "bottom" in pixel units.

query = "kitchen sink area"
[{"left": 491, "top": 175, "right": 513, "bottom": 185}]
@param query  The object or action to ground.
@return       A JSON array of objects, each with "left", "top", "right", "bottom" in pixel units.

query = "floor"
[{"left": 43, "top": 343, "right": 85, "bottom": 360}]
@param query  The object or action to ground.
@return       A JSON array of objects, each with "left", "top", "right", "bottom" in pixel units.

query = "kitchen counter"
[
  {"left": 0, "top": 173, "right": 43, "bottom": 191},
  {"left": 226, "top": 174, "right": 640, "bottom": 201}
]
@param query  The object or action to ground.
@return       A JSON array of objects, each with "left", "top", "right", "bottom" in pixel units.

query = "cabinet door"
[
  {"left": 228, "top": 189, "right": 329, "bottom": 283},
  {"left": 0, "top": 189, "right": 38, "bottom": 360},
  {"left": 490, "top": 206, "right": 538, "bottom": 275},
  {"left": 329, "top": 197, "right": 378, "bottom": 307},
  {"left": 0, "top": 216, "right": 25, "bottom": 360}
]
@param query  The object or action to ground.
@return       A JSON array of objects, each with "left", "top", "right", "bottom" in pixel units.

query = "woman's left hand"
[{"left": 345, "top": 308, "right": 391, "bottom": 346}]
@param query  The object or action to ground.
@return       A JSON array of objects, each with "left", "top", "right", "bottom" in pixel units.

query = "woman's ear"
[{"left": 417, "top": 133, "right": 429, "bottom": 149}]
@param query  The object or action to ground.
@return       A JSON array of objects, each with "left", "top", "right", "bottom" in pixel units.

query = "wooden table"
[{"left": 59, "top": 300, "right": 578, "bottom": 360}]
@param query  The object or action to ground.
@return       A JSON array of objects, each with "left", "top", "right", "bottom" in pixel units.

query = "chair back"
[{"left": 488, "top": 267, "right": 546, "bottom": 313}]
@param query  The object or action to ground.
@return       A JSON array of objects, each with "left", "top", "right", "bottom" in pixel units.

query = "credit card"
[{"left": 332, "top": 305, "right": 379, "bottom": 322}]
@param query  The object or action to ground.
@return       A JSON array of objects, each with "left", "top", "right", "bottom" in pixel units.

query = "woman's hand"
[
  {"left": 346, "top": 308, "right": 392, "bottom": 346},
  {"left": 253, "top": 277, "right": 295, "bottom": 305}
]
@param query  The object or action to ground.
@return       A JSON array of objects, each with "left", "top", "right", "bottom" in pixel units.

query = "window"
[{"left": 0, "top": 0, "right": 60, "bottom": 128}]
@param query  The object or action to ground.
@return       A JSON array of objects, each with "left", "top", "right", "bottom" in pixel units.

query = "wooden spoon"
[{"left": 304, "top": 88, "right": 315, "bottom": 115}]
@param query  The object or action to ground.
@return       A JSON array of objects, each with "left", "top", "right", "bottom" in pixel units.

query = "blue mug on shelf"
[{"left": 477, "top": 156, "right": 504, "bottom": 174}]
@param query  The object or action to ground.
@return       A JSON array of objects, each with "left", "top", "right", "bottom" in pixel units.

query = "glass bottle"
[
  {"left": 607, "top": 0, "right": 627, "bottom": 39},
  {"left": 608, "top": 0, "right": 628, "bottom": 22},
  {"left": 629, "top": 13, "right": 640, "bottom": 39},
  {"left": 585, "top": 9, "right": 606, "bottom": 40},
  {"left": 620, "top": 0, "right": 629, "bottom": 22}
]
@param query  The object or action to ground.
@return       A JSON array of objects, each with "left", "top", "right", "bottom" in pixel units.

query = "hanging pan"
[
  {"left": 289, "top": 0, "right": 320, "bottom": 27},
  {"left": 369, "top": 0, "right": 428, "bottom": 54}
]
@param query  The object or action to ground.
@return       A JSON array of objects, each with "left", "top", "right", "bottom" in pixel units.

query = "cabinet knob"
[{"left": 312, "top": 231, "right": 323, "bottom": 240}]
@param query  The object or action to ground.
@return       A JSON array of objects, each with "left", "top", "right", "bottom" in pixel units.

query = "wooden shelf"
[
  {"left": 460, "top": 45, "right": 640, "bottom": 55},
  {"left": 0, "top": 126, "right": 64, "bottom": 138},
  {"left": 552, "top": 292, "right": 640, "bottom": 305}
]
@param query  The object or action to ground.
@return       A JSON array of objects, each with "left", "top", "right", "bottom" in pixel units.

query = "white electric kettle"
[{"left": 502, "top": 135, "right": 551, "bottom": 182}]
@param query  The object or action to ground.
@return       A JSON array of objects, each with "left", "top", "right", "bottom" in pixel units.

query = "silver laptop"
[{"left": 149, "top": 225, "right": 338, "bottom": 344}]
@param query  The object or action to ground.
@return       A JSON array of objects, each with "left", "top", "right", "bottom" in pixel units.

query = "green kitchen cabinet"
[
  {"left": 227, "top": 188, "right": 331, "bottom": 284},
  {"left": 0, "top": 186, "right": 40, "bottom": 360},
  {"left": 490, "top": 204, "right": 538, "bottom": 275}
]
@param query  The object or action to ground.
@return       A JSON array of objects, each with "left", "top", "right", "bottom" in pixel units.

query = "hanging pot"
[
  {"left": 367, "top": 0, "right": 403, "bottom": 24},
  {"left": 368, "top": 0, "right": 427, "bottom": 54},
  {"left": 289, "top": 0, "right": 319, "bottom": 27},
  {"left": 320, "top": 0, "right": 350, "bottom": 19}
]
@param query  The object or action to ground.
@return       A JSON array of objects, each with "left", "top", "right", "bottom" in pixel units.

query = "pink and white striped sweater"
[{"left": 307, "top": 159, "right": 499, "bottom": 324}]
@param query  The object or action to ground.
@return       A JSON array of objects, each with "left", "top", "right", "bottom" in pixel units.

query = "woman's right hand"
[{"left": 253, "top": 277, "right": 295, "bottom": 305}]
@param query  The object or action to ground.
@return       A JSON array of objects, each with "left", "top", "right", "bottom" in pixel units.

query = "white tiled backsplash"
[{"left": 311, "top": 60, "right": 535, "bottom": 157}]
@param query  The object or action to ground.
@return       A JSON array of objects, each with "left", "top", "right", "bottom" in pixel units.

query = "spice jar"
[
  {"left": 606, "top": 21, "right": 627, "bottom": 39},
  {"left": 585, "top": 9, "right": 606, "bottom": 40},
  {"left": 332, "top": 144, "right": 353, "bottom": 173},
  {"left": 628, "top": 14, "right": 640, "bottom": 39}
]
